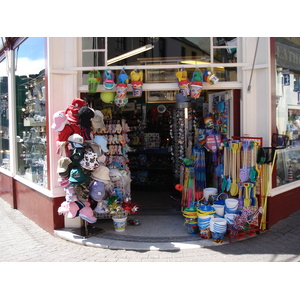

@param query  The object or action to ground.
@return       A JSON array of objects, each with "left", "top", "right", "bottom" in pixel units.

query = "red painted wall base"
[{"left": 0, "top": 173, "right": 65, "bottom": 234}]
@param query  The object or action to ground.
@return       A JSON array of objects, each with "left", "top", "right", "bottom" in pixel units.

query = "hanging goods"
[
  {"left": 203, "top": 70, "right": 219, "bottom": 85},
  {"left": 205, "top": 133, "right": 222, "bottom": 163},
  {"left": 130, "top": 70, "right": 143, "bottom": 97},
  {"left": 176, "top": 68, "right": 190, "bottom": 96},
  {"left": 229, "top": 142, "right": 239, "bottom": 196},
  {"left": 114, "top": 68, "right": 129, "bottom": 107},
  {"left": 190, "top": 70, "right": 203, "bottom": 99},
  {"left": 103, "top": 69, "right": 115, "bottom": 90},
  {"left": 88, "top": 70, "right": 101, "bottom": 93}
]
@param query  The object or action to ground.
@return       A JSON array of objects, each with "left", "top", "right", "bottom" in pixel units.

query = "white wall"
[
  {"left": 241, "top": 37, "right": 272, "bottom": 146},
  {"left": 47, "top": 37, "right": 81, "bottom": 197}
]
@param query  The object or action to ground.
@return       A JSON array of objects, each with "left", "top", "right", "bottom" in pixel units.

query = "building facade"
[{"left": 0, "top": 37, "right": 299, "bottom": 233}]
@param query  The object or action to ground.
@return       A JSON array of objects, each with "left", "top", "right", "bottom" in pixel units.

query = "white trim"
[
  {"left": 78, "top": 81, "right": 242, "bottom": 93},
  {"left": 0, "top": 168, "right": 13, "bottom": 177},
  {"left": 269, "top": 180, "right": 300, "bottom": 196}
]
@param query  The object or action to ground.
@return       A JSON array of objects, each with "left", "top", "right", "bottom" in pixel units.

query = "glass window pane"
[
  {"left": 107, "top": 37, "right": 211, "bottom": 66},
  {"left": 15, "top": 37, "right": 47, "bottom": 187},
  {"left": 0, "top": 58, "right": 10, "bottom": 170},
  {"left": 275, "top": 37, "right": 300, "bottom": 186}
]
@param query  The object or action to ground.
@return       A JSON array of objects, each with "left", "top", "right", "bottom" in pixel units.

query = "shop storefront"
[{"left": 0, "top": 37, "right": 299, "bottom": 240}]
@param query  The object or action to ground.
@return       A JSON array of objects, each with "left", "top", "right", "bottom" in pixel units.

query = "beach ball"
[{"left": 100, "top": 92, "right": 115, "bottom": 103}]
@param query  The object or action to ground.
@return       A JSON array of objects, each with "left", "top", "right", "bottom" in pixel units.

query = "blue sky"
[{"left": 18, "top": 37, "right": 45, "bottom": 59}]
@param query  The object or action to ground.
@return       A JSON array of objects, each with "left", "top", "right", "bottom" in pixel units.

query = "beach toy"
[
  {"left": 130, "top": 70, "right": 143, "bottom": 97},
  {"left": 88, "top": 70, "right": 101, "bottom": 93},
  {"left": 190, "top": 70, "right": 203, "bottom": 99},
  {"left": 203, "top": 70, "right": 219, "bottom": 85},
  {"left": 103, "top": 69, "right": 115, "bottom": 90},
  {"left": 176, "top": 68, "right": 190, "bottom": 96}
]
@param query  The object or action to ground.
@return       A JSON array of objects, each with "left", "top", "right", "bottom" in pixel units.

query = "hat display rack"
[{"left": 53, "top": 97, "right": 135, "bottom": 238}]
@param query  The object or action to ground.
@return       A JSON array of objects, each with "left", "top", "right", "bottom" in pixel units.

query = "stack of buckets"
[
  {"left": 182, "top": 197, "right": 240, "bottom": 242},
  {"left": 224, "top": 198, "right": 239, "bottom": 229},
  {"left": 197, "top": 205, "right": 215, "bottom": 239},
  {"left": 183, "top": 207, "right": 199, "bottom": 234}
]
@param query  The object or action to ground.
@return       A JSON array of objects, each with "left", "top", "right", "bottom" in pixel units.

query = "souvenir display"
[{"left": 54, "top": 98, "right": 138, "bottom": 231}]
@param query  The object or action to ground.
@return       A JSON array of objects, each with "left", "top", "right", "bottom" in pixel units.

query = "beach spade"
[
  {"left": 229, "top": 143, "right": 239, "bottom": 196},
  {"left": 249, "top": 141, "right": 259, "bottom": 181},
  {"left": 243, "top": 182, "right": 252, "bottom": 207}
]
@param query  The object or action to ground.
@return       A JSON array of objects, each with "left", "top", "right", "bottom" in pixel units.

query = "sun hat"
[
  {"left": 80, "top": 147, "right": 100, "bottom": 171},
  {"left": 93, "top": 135, "right": 108, "bottom": 152},
  {"left": 52, "top": 110, "right": 68, "bottom": 131},
  {"left": 58, "top": 201, "right": 79, "bottom": 218},
  {"left": 58, "top": 177, "right": 70, "bottom": 188},
  {"left": 57, "top": 123, "right": 81, "bottom": 142},
  {"left": 69, "top": 167, "right": 89, "bottom": 185},
  {"left": 78, "top": 106, "right": 94, "bottom": 129},
  {"left": 91, "top": 110, "right": 105, "bottom": 129},
  {"left": 78, "top": 205, "right": 97, "bottom": 223},
  {"left": 64, "top": 185, "right": 78, "bottom": 202},
  {"left": 74, "top": 184, "right": 90, "bottom": 201},
  {"left": 90, "top": 165, "right": 110, "bottom": 182},
  {"left": 89, "top": 180, "right": 106, "bottom": 201},
  {"left": 68, "top": 133, "right": 84, "bottom": 149},
  {"left": 70, "top": 148, "right": 84, "bottom": 167},
  {"left": 57, "top": 157, "right": 72, "bottom": 174},
  {"left": 65, "top": 98, "right": 87, "bottom": 123}
]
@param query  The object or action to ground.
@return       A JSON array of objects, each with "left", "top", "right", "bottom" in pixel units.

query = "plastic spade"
[
  {"left": 243, "top": 182, "right": 251, "bottom": 207},
  {"left": 229, "top": 143, "right": 239, "bottom": 196}
]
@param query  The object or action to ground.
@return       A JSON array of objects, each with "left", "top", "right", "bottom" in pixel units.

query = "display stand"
[{"left": 71, "top": 220, "right": 104, "bottom": 238}]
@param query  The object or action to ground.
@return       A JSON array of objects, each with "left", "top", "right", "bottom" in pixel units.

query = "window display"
[
  {"left": 275, "top": 37, "right": 300, "bottom": 187},
  {"left": 15, "top": 37, "right": 47, "bottom": 187},
  {"left": 0, "top": 58, "right": 9, "bottom": 170}
]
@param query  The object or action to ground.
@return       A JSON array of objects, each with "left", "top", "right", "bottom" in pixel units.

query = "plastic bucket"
[
  {"left": 210, "top": 218, "right": 227, "bottom": 234},
  {"left": 225, "top": 198, "right": 239, "bottom": 209},
  {"left": 224, "top": 213, "right": 237, "bottom": 225},
  {"left": 211, "top": 232, "right": 225, "bottom": 241},
  {"left": 112, "top": 217, "right": 127, "bottom": 232},
  {"left": 190, "top": 83, "right": 203, "bottom": 99},
  {"left": 199, "top": 228, "right": 211, "bottom": 239},
  {"left": 203, "top": 187, "right": 218, "bottom": 201},
  {"left": 198, "top": 215, "right": 213, "bottom": 229},
  {"left": 186, "top": 223, "right": 199, "bottom": 235},
  {"left": 131, "top": 81, "right": 143, "bottom": 97},
  {"left": 212, "top": 204, "right": 225, "bottom": 218}
]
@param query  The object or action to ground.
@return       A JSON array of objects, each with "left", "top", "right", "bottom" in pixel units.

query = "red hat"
[{"left": 65, "top": 98, "right": 87, "bottom": 123}]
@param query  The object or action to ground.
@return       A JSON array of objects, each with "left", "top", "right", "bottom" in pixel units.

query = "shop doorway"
[{"left": 82, "top": 89, "right": 240, "bottom": 215}]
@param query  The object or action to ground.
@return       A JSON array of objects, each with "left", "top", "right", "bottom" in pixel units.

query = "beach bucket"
[
  {"left": 131, "top": 80, "right": 143, "bottom": 97},
  {"left": 112, "top": 217, "right": 127, "bottom": 232},
  {"left": 197, "top": 215, "right": 213, "bottom": 229},
  {"left": 210, "top": 218, "right": 227, "bottom": 234},
  {"left": 178, "top": 80, "right": 190, "bottom": 96},
  {"left": 185, "top": 223, "right": 199, "bottom": 235},
  {"left": 190, "top": 81, "right": 203, "bottom": 99},
  {"left": 224, "top": 213, "right": 238, "bottom": 225},
  {"left": 197, "top": 205, "right": 215, "bottom": 216},
  {"left": 211, "top": 231, "right": 225, "bottom": 241},
  {"left": 199, "top": 228, "right": 211, "bottom": 239},
  {"left": 225, "top": 198, "right": 238, "bottom": 214},
  {"left": 212, "top": 204, "right": 225, "bottom": 218},
  {"left": 203, "top": 187, "right": 218, "bottom": 201},
  {"left": 115, "top": 83, "right": 128, "bottom": 100}
]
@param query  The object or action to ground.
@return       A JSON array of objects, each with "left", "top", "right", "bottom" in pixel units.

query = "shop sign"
[
  {"left": 276, "top": 42, "right": 300, "bottom": 73},
  {"left": 283, "top": 73, "right": 290, "bottom": 86}
]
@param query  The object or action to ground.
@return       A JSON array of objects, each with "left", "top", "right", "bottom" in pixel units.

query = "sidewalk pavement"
[{"left": 1, "top": 197, "right": 300, "bottom": 262}]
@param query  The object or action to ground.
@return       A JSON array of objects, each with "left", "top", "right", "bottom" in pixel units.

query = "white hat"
[
  {"left": 92, "top": 110, "right": 105, "bottom": 129},
  {"left": 68, "top": 133, "right": 84, "bottom": 148},
  {"left": 90, "top": 165, "right": 111, "bottom": 182}
]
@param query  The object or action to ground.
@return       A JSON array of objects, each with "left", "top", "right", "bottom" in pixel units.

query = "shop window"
[
  {"left": 0, "top": 58, "right": 9, "bottom": 170},
  {"left": 275, "top": 37, "right": 300, "bottom": 186},
  {"left": 15, "top": 37, "right": 47, "bottom": 187}
]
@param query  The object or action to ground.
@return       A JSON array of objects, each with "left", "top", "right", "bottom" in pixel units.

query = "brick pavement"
[{"left": 1, "top": 197, "right": 300, "bottom": 262}]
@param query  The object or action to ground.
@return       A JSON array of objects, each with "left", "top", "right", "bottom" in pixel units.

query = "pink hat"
[
  {"left": 57, "top": 201, "right": 79, "bottom": 218},
  {"left": 52, "top": 111, "right": 68, "bottom": 131},
  {"left": 79, "top": 206, "right": 97, "bottom": 223},
  {"left": 58, "top": 177, "right": 70, "bottom": 188}
]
